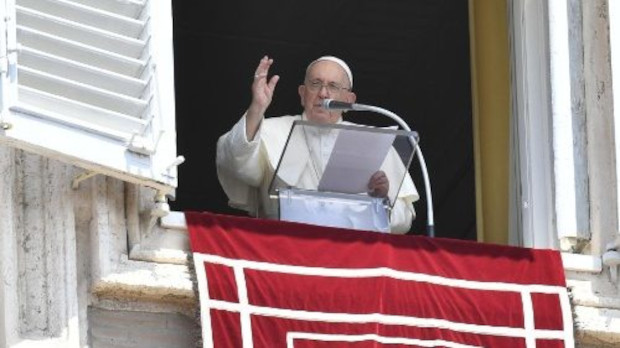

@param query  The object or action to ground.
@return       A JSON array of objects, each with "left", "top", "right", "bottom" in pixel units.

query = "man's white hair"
[{"left": 306, "top": 56, "right": 353, "bottom": 88}]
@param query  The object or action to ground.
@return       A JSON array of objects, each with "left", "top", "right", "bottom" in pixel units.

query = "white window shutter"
[{"left": 0, "top": 0, "right": 179, "bottom": 193}]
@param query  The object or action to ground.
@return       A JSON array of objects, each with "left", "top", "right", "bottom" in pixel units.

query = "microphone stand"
[{"left": 342, "top": 102, "right": 435, "bottom": 237}]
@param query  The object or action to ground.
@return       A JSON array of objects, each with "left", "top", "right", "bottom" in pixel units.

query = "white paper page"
[{"left": 318, "top": 128, "right": 396, "bottom": 194}]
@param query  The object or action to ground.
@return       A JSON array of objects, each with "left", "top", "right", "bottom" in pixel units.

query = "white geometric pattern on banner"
[{"left": 194, "top": 252, "right": 575, "bottom": 348}]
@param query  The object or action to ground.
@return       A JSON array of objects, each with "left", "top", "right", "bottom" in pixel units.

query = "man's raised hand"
[
  {"left": 246, "top": 56, "right": 280, "bottom": 140},
  {"left": 249, "top": 56, "right": 280, "bottom": 116}
]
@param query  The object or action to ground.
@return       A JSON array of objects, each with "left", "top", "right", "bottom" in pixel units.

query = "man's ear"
[
  {"left": 346, "top": 91, "right": 357, "bottom": 104},
  {"left": 298, "top": 85, "right": 306, "bottom": 106}
]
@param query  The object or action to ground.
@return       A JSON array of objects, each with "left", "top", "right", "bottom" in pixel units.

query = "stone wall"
[{"left": 0, "top": 147, "right": 195, "bottom": 347}]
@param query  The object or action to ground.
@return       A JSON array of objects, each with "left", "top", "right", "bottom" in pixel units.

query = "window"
[{"left": 0, "top": 0, "right": 179, "bottom": 193}]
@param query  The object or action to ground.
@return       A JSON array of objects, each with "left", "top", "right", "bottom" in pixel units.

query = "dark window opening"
[{"left": 171, "top": 0, "right": 476, "bottom": 240}]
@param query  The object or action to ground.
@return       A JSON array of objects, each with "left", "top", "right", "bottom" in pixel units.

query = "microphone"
[{"left": 320, "top": 99, "right": 359, "bottom": 111}]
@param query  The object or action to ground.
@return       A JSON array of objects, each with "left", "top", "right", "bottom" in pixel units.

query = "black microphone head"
[{"left": 321, "top": 99, "right": 353, "bottom": 111}]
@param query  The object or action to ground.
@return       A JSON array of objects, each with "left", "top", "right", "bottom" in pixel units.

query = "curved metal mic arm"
[{"left": 348, "top": 102, "right": 435, "bottom": 237}]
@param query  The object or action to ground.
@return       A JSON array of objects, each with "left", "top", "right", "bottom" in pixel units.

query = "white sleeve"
[
  {"left": 215, "top": 113, "right": 267, "bottom": 211},
  {"left": 380, "top": 147, "right": 419, "bottom": 234},
  {"left": 389, "top": 196, "right": 416, "bottom": 234}
]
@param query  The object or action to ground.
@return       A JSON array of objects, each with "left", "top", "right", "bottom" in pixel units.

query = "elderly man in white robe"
[{"left": 216, "top": 55, "right": 419, "bottom": 233}]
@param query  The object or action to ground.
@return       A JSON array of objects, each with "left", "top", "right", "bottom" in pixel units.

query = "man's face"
[{"left": 298, "top": 61, "right": 356, "bottom": 124}]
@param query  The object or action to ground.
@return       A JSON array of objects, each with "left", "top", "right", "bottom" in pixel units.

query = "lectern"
[{"left": 268, "top": 120, "right": 418, "bottom": 232}]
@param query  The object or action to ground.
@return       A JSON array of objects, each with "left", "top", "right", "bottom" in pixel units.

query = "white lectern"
[{"left": 268, "top": 120, "right": 418, "bottom": 232}]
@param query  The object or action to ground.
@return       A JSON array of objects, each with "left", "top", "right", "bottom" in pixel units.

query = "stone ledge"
[
  {"left": 160, "top": 211, "right": 187, "bottom": 230},
  {"left": 567, "top": 278, "right": 620, "bottom": 310},
  {"left": 92, "top": 256, "right": 196, "bottom": 313},
  {"left": 129, "top": 243, "right": 189, "bottom": 265},
  {"left": 128, "top": 212, "right": 190, "bottom": 264},
  {"left": 562, "top": 253, "right": 602, "bottom": 273},
  {"left": 574, "top": 305, "right": 620, "bottom": 347}
]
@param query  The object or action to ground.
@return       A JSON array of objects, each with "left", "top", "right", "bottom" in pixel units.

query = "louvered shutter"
[{"left": 0, "top": 0, "right": 178, "bottom": 192}]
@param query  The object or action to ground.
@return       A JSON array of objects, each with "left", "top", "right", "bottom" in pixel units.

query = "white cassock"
[{"left": 216, "top": 113, "right": 419, "bottom": 234}]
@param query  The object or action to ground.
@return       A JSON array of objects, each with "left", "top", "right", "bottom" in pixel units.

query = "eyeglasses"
[{"left": 305, "top": 79, "right": 350, "bottom": 94}]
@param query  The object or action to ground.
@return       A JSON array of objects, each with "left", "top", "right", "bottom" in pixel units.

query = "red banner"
[{"left": 186, "top": 212, "right": 574, "bottom": 348}]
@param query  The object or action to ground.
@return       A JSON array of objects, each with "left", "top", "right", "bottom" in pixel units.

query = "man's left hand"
[{"left": 368, "top": 171, "right": 389, "bottom": 198}]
